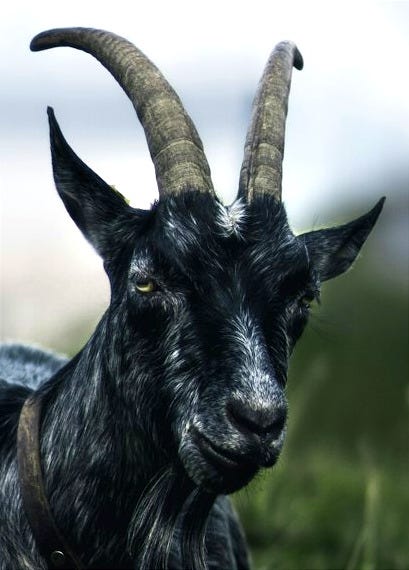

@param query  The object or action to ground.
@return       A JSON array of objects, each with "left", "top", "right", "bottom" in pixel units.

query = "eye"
[
  {"left": 299, "top": 295, "right": 312, "bottom": 309},
  {"left": 298, "top": 290, "right": 317, "bottom": 310},
  {"left": 135, "top": 280, "right": 156, "bottom": 294}
]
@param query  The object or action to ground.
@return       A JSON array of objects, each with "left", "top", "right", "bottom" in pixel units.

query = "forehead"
[{"left": 131, "top": 193, "right": 308, "bottom": 280}]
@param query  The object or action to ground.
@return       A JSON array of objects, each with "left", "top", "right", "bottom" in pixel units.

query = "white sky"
[{"left": 1, "top": 1, "right": 408, "bottom": 347}]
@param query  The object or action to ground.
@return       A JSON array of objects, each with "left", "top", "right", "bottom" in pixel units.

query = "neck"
[
  {"left": 33, "top": 314, "right": 212, "bottom": 569},
  {"left": 37, "top": 318, "right": 159, "bottom": 567}
]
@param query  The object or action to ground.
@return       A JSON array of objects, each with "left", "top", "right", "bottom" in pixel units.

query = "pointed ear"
[
  {"left": 48, "top": 106, "right": 132, "bottom": 259},
  {"left": 301, "top": 198, "right": 385, "bottom": 282}
]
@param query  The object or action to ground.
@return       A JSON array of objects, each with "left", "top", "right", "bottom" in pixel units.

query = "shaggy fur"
[{"left": 0, "top": 58, "right": 384, "bottom": 570}]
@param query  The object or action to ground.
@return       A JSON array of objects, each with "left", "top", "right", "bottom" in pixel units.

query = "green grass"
[{"left": 235, "top": 448, "right": 409, "bottom": 570}]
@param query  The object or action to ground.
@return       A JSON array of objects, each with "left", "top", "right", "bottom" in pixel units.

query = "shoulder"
[{"left": 0, "top": 343, "right": 67, "bottom": 389}]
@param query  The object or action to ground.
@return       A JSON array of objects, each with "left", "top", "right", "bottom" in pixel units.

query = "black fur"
[{"left": 0, "top": 100, "right": 384, "bottom": 570}]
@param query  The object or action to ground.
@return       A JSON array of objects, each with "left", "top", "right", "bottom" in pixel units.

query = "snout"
[
  {"left": 179, "top": 396, "right": 287, "bottom": 493},
  {"left": 226, "top": 396, "right": 287, "bottom": 443}
]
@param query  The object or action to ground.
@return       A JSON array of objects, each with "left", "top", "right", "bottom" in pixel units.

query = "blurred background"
[{"left": 1, "top": 1, "right": 408, "bottom": 568}]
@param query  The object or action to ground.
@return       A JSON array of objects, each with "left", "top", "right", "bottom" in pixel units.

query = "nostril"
[{"left": 226, "top": 398, "right": 287, "bottom": 438}]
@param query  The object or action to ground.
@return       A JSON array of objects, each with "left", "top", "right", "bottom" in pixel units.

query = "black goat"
[{"left": 0, "top": 28, "right": 384, "bottom": 570}]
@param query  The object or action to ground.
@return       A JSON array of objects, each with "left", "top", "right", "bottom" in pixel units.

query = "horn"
[
  {"left": 238, "top": 41, "right": 303, "bottom": 202},
  {"left": 31, "top": 28, "right": 215, "bottom": 198}
]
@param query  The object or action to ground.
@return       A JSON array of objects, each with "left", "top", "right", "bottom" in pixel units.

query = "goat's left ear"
[
  {"left": 48, "top": 106, "right": 132, "bottom": 260},
  {"left": 301, "top": 198, "right": 385, "bottom": 281}
]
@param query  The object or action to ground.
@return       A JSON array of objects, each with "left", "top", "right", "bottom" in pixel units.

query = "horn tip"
[
  {"left": 293, "top": 46, "right": 304, "bottom": 70},
  {"left": 30, "top": 28, "right": 87, "bottom": 52},
  {"left": 30, "top": 30, "right": 52, "bottom": 52},
  {"left": 276, "top": 41, "right": 304, "bottom": 71}
]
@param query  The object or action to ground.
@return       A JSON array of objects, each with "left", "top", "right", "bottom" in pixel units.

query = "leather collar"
[{"left": 17, "top": 394, "right": 85, "bottom": 569}]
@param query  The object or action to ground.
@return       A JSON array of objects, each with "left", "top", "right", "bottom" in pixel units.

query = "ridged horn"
[
  {"left": 238, "top": 41, "right": 303, "bottom": 202},
  {"left": 30, "top": 27, "right": 215, "bottom": 198}
]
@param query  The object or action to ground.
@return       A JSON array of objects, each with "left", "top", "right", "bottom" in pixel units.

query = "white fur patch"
[
  {"left": 215, "top": 199, "right": 246, "bottom": 238},
  {"left": 229, "top": 309, "right": 279, "bottom": 405},
  {"left": 129, "top": 251, "right": 154, "bottom": 277}
]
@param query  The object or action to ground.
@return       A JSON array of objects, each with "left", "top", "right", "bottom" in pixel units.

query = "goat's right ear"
[{"left": 48, "top": 107, "right": 131, "bottom": 259}]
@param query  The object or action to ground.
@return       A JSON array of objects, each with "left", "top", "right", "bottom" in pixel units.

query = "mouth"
[
  {"left": 192, "top": 429, "right": 248, "bottom": 471},
  {"left": 187, "top": 428, "right": 259, "bottom": 493}
]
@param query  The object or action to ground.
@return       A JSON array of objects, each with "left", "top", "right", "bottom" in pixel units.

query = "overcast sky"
[{"left": 1, "top": 1, "right": 408, "bottom": 346}]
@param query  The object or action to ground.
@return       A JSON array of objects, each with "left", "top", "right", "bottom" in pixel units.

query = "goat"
[{"left": 0, "top": 28, "right": 384, "bottom": 570}]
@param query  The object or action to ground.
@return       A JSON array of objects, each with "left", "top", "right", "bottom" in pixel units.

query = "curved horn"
[
  {"left": 238, "top": 41, "right": 303, "bottom": 202},
  {"left": 31, "top": 28, "right": 215, "bottom": 198}
]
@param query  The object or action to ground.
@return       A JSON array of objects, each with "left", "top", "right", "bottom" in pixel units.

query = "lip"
[
  {"left": 191, "top": 429, "right": 251, "bottom": 472},
  {"left": 181, "top": 427, "right": 261, "bottom": 493}
]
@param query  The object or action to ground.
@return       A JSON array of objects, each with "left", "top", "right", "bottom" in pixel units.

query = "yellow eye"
[{"left": 135, "top": 281, "right": 156, "bottom": 293}]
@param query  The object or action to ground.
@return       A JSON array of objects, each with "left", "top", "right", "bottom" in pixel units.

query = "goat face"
[
  {"left": 35, "top": 29, "right": 384, "bottom": 495},
  {"left": 127, "top": 194, "right": 301, "bottom": 493},
  {"left": 123, "top": 193, "right": 382, "bottom": 494}
]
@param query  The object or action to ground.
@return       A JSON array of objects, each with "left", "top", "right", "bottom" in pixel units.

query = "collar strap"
[{"left": 17, "top": 394, "right": 85, "bottom": 569}]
